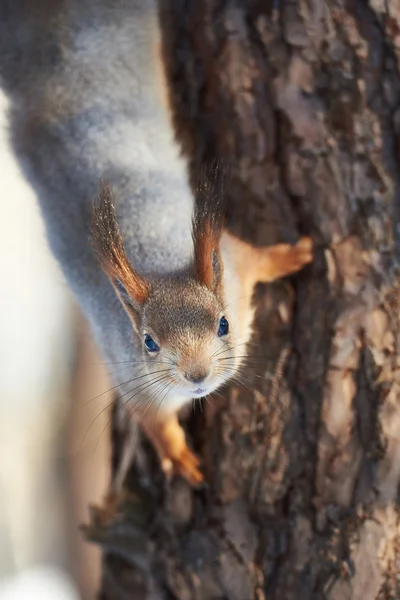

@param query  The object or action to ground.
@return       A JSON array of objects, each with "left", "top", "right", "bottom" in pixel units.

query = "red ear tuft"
[
  {"left": 191, "top": 164, "right": 226, "bottom": 297},
  {"left": 91, "top": 182, "right": 150, "bottom": 306},
  {"left": 193, "top": 220, "right": 223, "bottom": 293}
]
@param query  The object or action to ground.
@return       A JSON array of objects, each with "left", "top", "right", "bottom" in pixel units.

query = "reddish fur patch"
[
  {"left": 191, "top": 164, "right": 227, "bottom": 296},
  {"left": 193, "top": 221, "right": 222, "bottom": 291},
  {"left": 141, "top": 411, "right": 203, "bottom": 486},
  {"left": 91, "top": 182, "right": 150, "bottom": 305}
]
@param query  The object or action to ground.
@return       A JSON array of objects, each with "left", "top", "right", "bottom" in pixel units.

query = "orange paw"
[
  {"left": 288, "top": 236, "right": 313, "bottom": 271},
  {"left": 141, "top": 413, "right": 204, "bottom": 488},
  {"left": 269, "top": 236, "right": 313, "bottom": 278},
  {"left": 161, "top": 444, "right": 203, "bottom": 487}
]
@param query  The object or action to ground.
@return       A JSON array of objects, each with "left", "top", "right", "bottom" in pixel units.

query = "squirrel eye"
[
  {"left": 218, "top": 316, "right": 229, "bottom": 337},
  {"left": 144, "top": 334, "right": 160, "bottom": 352}
]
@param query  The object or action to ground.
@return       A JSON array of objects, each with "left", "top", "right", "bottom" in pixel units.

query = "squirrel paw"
[
  {"left": 288, "top": 236, "right": 313, "bottom": 271},
  {"left": 142, "top": 413, "right": 204, "bottom": 487},
  {"left": 268, "top": 236, "right": 313, "bottom": 279},
  {"left": 161, "top": 445, "right": 203, "bottom": 487}
]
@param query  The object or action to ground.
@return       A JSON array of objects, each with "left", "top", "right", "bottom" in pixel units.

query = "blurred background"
[{"left": 0, "top": 89, "right": 111, "bottom": 599}]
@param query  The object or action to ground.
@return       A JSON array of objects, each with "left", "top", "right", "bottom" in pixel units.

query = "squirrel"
[{"left": 0, "top": 0, "right": 312, "bottom": 487}]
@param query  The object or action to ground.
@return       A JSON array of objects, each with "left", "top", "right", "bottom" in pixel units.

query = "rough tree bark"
[{"left": 85, "top": 1, "right": 400, "bottom": 598}]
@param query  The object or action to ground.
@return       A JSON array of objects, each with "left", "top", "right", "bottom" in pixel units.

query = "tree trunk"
[{"left": 86, "top": 1, "right": 400, "bottom": 598}]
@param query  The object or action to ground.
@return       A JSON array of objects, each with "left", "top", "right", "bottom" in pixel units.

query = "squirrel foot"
[
  {"left": 161, "top": 444, "right": 203, "bottom": 487},
  {"left": 275, "top": 236, "right": 313, "bottom": 276},
  {"left": 142, "top": 411, "right": 203, "bottom": 487},
  {"left": 251, "top": 235, "right": 313, "bottom": 283},
  {"left": 222, "top": 232, "right": 313, "bottom": 289}
]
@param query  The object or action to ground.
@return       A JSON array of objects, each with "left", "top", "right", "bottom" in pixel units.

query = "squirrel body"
[{"left": 0, "top": 0, "right": 312, "bottom": 485}]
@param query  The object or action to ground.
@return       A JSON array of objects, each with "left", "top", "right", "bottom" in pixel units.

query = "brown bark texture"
[{"left": 86, "top": 1, "right": 400, "bottom": 598}]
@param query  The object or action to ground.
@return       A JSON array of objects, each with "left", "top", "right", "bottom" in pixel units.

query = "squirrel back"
[
  {"left": 0, "top": 0, "right": 193, "bottom": 278},
  {"left": 0, "top": 0, "right": 199, "bottom": 377}
]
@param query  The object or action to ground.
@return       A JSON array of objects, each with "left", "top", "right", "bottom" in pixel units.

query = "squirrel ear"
[
  {"left": 192, "top": 164, "right": 226, "bottom": 298},
  {"left": 192, "top": 220, "right": 223, "bottom": 296},
  {"left": 91, "top": 182, "right": 150, "bottom": 314}
]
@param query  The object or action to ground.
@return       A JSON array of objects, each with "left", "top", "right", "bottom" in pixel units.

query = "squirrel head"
[{"left": 92, "top": 176, "right": 239, "bottom": 402}]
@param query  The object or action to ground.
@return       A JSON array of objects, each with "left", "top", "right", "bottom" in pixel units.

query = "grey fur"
[{"left": 0, "top": 0, "right": 196, "bottom": 385}]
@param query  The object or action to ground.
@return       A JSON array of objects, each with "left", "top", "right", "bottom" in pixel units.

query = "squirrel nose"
[{"left": 185, "top": 369, "right": 209, "bottom": 384}]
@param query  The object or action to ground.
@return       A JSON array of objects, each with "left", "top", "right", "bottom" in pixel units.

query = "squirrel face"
[
  {"left": 137, "top": 279, "right": 236, "bottom": 399},
  {"left": 92, "top": 179, "right": 234, "bottom": 404}
]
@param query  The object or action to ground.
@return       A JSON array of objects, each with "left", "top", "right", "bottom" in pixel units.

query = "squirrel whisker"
[
  {"left": 85, "top": 373, "right": 172, "bottom": 450},
  {"left": 122, "top": 374, "right": 173, "bottom": 413},
  {"left": 83, "top": 368, "right": 172, "bottom": 407}
]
